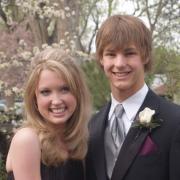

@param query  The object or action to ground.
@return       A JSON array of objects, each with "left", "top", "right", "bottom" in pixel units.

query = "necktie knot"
[
  {"left": 114, "top": 104, "right": 124, "bottom": 118},
  {"left": 111, "top": 104, "right": 126, "bottom": 149}
]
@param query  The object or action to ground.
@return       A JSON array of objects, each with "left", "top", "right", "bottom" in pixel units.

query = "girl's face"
[{"left": 35, "top": 69, "right": 77, "bottom": 129}]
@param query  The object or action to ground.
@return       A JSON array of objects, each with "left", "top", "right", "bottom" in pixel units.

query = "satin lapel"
[
  {"left": 111, "top": 127, "right": 149, "bottom": 180},
  {"left": 91, "top": 102, "right": 111, "bottom": 180},
  {"left": 111, "top": 89, "right": 160, "bottom": 180}
]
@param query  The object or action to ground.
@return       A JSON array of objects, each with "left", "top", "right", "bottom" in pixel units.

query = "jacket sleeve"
[{"left": 169, "top": 122, "right": 180, "bottom": 180}]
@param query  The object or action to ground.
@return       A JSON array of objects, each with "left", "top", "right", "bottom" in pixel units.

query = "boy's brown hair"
[{"left": 96, "top": 14, "right": 152, "bottom": 72}]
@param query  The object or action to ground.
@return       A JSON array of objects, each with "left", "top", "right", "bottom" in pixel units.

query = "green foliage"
[
  {"left": 0, "top": 107, "right": 23, "bottom": 124},
  {"left": 145, "top": 73, "right": 154, "bottom": 86},
  {"left": 0, "top": 155, "right": 7, "bottom": 180},
  {"left": 82, "top": 60, "right": 110, "bottom": 111},
  {"left": 153, "top": 46, "right": 180, "bottom": 74},
  {"left": 0, "top": 107, "right": 22, "bottom": 180},
  {"left": 153, "top": 46, "right": 180, "bottom": 101},
  {"left": 153, "top": 46, "right": 169, "bottom": 74}
]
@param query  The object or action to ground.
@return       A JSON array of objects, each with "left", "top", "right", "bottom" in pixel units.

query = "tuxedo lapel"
[
  {"left": 111, "top": 89, "right": 160, "bottom": 180},
  {"left": 91, "top": 102, "right": 111, "bottom": 180},
  {"left": 111, "top": 126, "right": 149, "bottom": 180}
]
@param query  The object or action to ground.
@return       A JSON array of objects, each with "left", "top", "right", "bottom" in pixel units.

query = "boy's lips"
[{"left": 112, "top": 71, "right": 131, "bottom": 78}]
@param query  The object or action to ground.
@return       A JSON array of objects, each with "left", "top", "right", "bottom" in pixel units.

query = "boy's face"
[{"left": 100, "top": 45, "right": 146, "bottom": 101}]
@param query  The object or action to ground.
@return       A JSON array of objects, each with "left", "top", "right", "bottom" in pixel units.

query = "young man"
[{"left": 86, "top": 15, "right": 180, "bottom": 180}]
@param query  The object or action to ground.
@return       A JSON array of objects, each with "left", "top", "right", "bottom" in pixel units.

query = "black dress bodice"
[{"left": 7, "top": 160, "right": 84, "bottom": 180}]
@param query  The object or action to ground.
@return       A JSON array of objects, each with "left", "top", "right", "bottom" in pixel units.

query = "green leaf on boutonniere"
[{"left": 132, "top": 107, "right": 163, "bottom": 132}]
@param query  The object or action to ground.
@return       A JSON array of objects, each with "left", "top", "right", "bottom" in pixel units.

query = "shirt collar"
[{"left": 109, "top": 83, "right": 149, "bottom": 121}]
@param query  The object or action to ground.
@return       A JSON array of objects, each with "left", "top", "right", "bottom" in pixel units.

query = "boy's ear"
[
  {"left": 100, "top": 58, "right": 104, "bottom": 65},
  {"left": 143, "top": 58, "right": 149, "bottom": 65}
]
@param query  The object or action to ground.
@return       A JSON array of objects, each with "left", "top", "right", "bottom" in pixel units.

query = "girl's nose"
[{"left": 51, "top": 94, "right": 62, "bottom": 105}]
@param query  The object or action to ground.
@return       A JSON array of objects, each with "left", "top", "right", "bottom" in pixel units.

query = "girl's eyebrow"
[{"left": 104, "top": 48, "right": 116, "bottom": 52}]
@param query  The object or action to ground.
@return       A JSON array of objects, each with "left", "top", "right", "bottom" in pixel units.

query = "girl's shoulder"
[
  {"left": 6, "top": 127, "right": 41, "bottom": 174},
  {"left": 9, "top": 127, "right": 41, "bottom": 158},
  {"left": 12, "top": 127, "right": 39, "bottom": 146}
]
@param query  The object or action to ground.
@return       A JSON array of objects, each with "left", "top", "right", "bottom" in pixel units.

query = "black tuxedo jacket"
[{"left": 86, "top": 89, "right": 180, "bottom": 180}]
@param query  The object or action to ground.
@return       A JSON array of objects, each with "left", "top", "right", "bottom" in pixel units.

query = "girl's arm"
[{"left": 6, "top": 127, "right": 41, "bottom": 180}]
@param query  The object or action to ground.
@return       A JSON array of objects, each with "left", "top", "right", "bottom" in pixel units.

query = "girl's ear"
[{"left": 100, "top": 58, "right": 104, "bottom": 66}]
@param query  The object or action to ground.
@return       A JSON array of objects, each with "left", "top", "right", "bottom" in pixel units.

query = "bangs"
[
  {"left": 100, "top": 22, "right": 144, "bottom": 52},
  {"left": 102, "top": 32, "right": 131, "bottom": 51},
  {"left": 96, "top": 15, "right": 152, "bottom": 62},
  {"left": 52, "top": 63, "right": 78, "bottom": 97}
]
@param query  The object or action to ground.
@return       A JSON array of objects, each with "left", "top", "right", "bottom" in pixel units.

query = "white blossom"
[
  {"left": 66, "top": 12, "right": 71, "bottom": 17},
  {"left": 42, "top": 43, "right": 49, "bottom": 49},
  {"left": 20, "top": 51, "right": 32, "bottom": 61},
  {"left": 53, "top": 3, "right": 59, "bottom": 7},
  {"left": 59, "top": 39, "right": 65, "bottom": 46},
  {"left": 0, "top": 63, "right": 9, "bottom": 69},
  {"left": 52, "top": 43, "right": 60, "bottom": 48},
  {"left": 64, "top": 31, "right": 69, "bottom": 36},
  {"left": 64, "top": 6, "right": 70, "bottom": 11},
  {"left": 59, "top": 10, "right": 65, "bottom": 19},
  {"left": 71, "top": 11, "right": 75, "bottom": 16},
  {"left": 33, "top": 47, "right": 40, "bottom": 55},
  {"left": 12, "top": 60, "right": 23, "bottom": 67},
  {"left": 5, "top": 89, "right": 12, "bottom": 96}
]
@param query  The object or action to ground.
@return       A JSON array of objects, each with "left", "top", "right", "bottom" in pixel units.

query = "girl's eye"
[
  {"left": 40, "top": 90, "right": 50, "bottom": 96},
  {"left": 104, "top": 52, "right": 115, "bottom": 57},
  {"left": 60, "top": 86, "right": 70, "bottom": 93}
]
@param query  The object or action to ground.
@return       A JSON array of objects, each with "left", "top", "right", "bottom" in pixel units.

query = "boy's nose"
[{"left": 114, "top": 54, "right": 126, "bottom": 67}]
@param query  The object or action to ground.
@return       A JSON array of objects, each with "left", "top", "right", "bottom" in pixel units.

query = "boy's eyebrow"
[{"left": 124, "top": 47, "right": 137, "bottom": 52}]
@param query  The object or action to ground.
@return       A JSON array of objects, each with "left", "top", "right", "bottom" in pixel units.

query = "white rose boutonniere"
[
  {"left": 133, "top": 107, "right": 163, "bottom": 132},
  {"left": 139, "top": 107, "right": 155, "bottom": 126}
]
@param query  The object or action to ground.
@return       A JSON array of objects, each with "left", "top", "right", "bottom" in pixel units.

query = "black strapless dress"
[{"left": 7, "top": 160, "right": 84, "bottom": 180}]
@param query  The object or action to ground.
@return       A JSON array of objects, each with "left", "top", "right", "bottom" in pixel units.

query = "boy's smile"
[{"left": 101, "top": 45, "right": 146, "bottom": 101}]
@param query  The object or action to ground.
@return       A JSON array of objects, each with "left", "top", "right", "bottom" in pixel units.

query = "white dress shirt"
[{"left": 108, "top": 83, "right": 149, "bottom": 135}]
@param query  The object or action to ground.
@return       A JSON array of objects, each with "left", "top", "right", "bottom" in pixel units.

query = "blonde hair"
[
  {"left": 23, "top": 48, "right": 91, "bottom": 166},
  {"left": 96, "top": 14, "right": 152, "bottom": 72}
]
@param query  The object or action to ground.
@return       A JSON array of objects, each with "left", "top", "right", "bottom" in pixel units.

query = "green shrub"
[
  {"left": 82, "top": 60, "right": 110, "bottom": 111},
  {"left": 0, "top": 155, "right": 7, "bottom": 180}
]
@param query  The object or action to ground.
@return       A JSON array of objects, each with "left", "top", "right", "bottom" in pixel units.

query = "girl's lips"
[{"left": 51, "top": 108, "right": 65, "bottom": 113}]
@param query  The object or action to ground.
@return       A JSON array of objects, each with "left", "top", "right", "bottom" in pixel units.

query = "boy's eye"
[
  {"left": 125, "top": 51, "right": 137, "bottom": 56},
  {"left": 40, "top": 89, "right": 50, "bottom": 96}
]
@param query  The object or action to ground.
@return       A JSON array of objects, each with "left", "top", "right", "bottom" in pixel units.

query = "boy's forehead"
[{"left": 103, "top": 44, "right": 138, "bottom": 52}]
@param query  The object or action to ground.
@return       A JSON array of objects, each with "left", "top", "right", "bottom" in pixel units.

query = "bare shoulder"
[
  {"left": 6, "top": 127, "right": 41, "bottom": 172},
  {"left": 12, "top": 127, "right": 39, "bottom": 144},
  {"left": 10, "top": 127, "right": 41, "bottom": 157}
]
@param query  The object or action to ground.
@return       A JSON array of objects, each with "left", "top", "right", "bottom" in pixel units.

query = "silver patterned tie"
[
  {"left": 105, "top": 104, "right": 126, "bottom": 178},
  {"left": 111, "top": 104, "right": 126, "bottom": 150}
]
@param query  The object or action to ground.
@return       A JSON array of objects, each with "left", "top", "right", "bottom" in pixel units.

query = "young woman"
[{"left": 6, "top": 48, "right": 91, "bottom": 180}]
